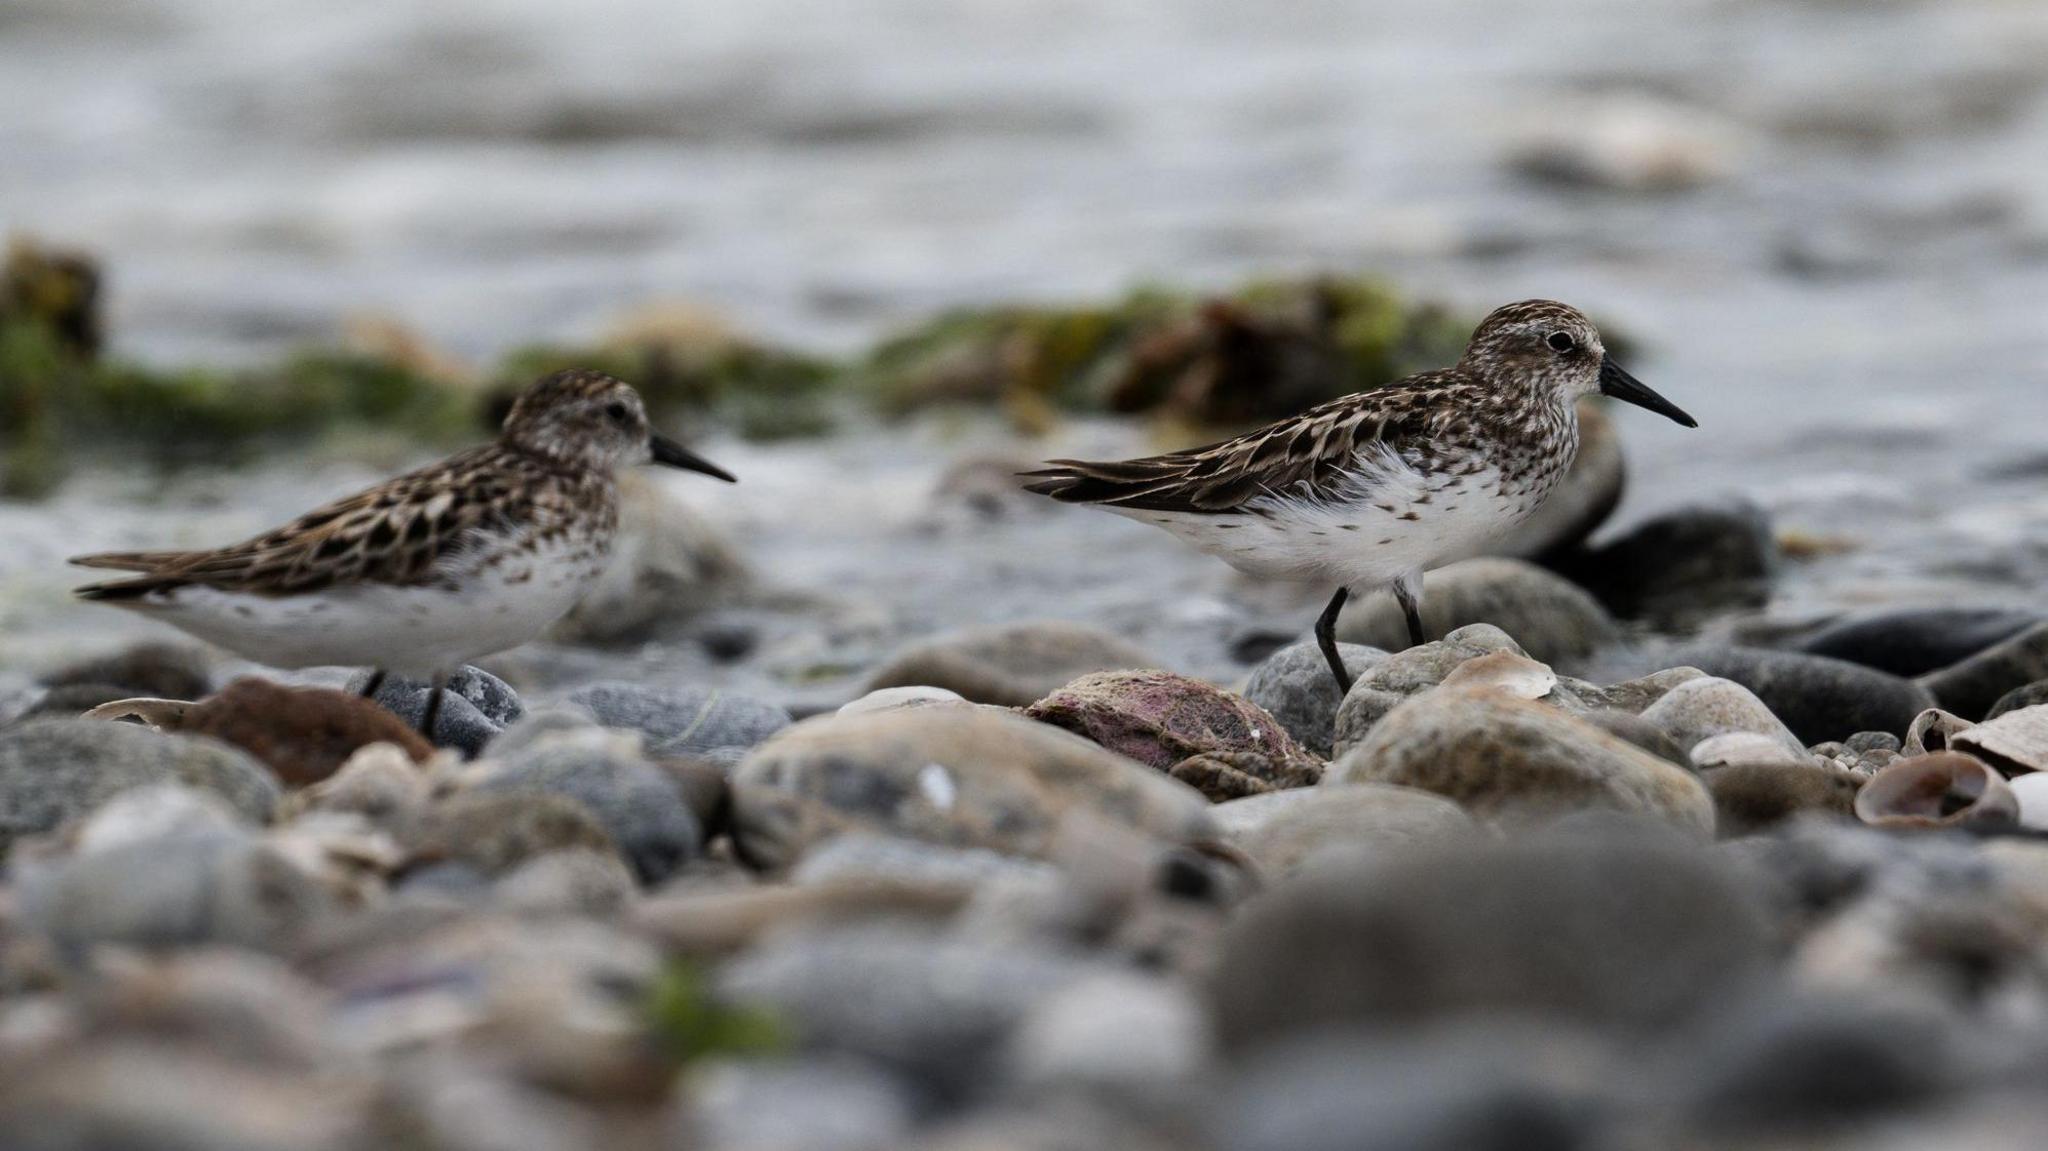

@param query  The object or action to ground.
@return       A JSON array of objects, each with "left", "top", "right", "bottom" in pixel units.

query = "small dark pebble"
[
  {"left": 695, "top": 620, "right": 760, "bottom": 662},
  {"left": 1844, "top": 731, "right": 1903, "bottom": 755},
  {"left": 1229, "top": 627, "right": 1299, "bottom": 667},
  {"left": 345, "top": 666, "right": 524, "bottom": 757}
]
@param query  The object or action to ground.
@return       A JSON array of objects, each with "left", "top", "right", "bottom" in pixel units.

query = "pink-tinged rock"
[{"left": 1025, "top": 670, "right": 1322, "bottom": 791}]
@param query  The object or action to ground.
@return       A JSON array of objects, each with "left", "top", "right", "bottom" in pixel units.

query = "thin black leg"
[
  {"left": 1392, "top": 577, "right": 1426, "bottom": 649},
  {"left": 1315, "top": 587, "right": 1353, "bottom": 697},
  {"left": 358, "top": 669, "right": 387, "bottom": 699},
  {"left": 418, "top": 673, "right": 447, "bottom": 743}
]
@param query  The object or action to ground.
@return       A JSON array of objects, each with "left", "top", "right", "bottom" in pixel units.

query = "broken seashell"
[
  {"left": 1853, "top": 752, "right": 2017, "bottom": 829},
  {"left": 1903, "top": 708, "right": 1974, "bottom": 757},
  {"left": 81, "top": 696, "right": 193, "bottom": 730},
  {"left": 1949, "top": 704, "right": 2048, "bottom": 778},
  {"left": 1438, "top": 651, "right": 1559, "bottom": 700}
]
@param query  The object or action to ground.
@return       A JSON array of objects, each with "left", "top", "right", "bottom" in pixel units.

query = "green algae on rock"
[{"left": 856, "top": 275, "right": 1475, "bottom": 429}]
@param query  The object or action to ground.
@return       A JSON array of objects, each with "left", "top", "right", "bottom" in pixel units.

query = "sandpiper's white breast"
[
  {"left": 123, "top": 531, "right": 610, "bottom": 676},
  {"left": 1111, "top": 439, "right": 1563, "bottom": 590}
]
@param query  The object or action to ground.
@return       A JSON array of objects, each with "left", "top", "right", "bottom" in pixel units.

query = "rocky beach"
[{"left": 8, "top": 0, "right": 2048, "bottom": 1147}]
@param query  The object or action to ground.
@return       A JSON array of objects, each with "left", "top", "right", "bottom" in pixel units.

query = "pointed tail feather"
[
  {"left": 70, "top": 552, "right": 197, "bottom": 602},
  {"left": 69, "top": 550, "right": 197, "bottom": 573},
  {"left": 73, "top": 575, "right": 179, "bottom": 602},
  {"left": 1019, "top": 458, "right": 1191, "bottom": 506},
  {"left": 1019, "top": 456, "right": 1204, "bottom": 505}
]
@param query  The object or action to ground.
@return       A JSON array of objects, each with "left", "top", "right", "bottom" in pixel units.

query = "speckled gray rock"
[
  {"left": 790, "top": 833, "right": 1057, "bottom": 891},
  {"left": 1332, "top": 625, "right": 1528, "bottom": 752},
  {"left": 1336, "top": 558, "right": 1622, "bottom": 665},
  {"left": 718, "top": 925, "right": 1098, "bottom": 1098},
  {"left": 1222, "top": 1026, "right": 1596, "bottom": 1151},
  {"left": 349, "top": 665, "right": 525, "bottom": 756},
  {"left": 566, "top": 681, "right": 791, "bottom": 762},
  {"left": 72, "top": 784, "right": 248, "bottom": 855},
  {"left": 0, "top": 1044, "right": 362, "bottom": 1151},
  {"left": 1917, "top": 621, "right": 2048, "bottom": 721},
  {"left": 485, "top": 704, "right": 605, "bottom": 758},
  {"left": 676, "top": 1057, "right": 915, "bottom": 1151},
  {"left": 0, "top": 719, "right": 280, "bottom": 853},
  {"left": 1331, "top": 689, "right": 1715, "bottom": 834},
  {"left": 473, "top": 727, "right": 701, "bottom": 884},
  {"left": 1662, "top": 645, "right": 1936, "bottom": 745},
  {"left": 730, "top": 705, "right": 1213, "bottom": 871},
  {"left": 402, "top": 791, "right": 619, "bottom": 878},
  {"left": 19, "top": 833, "right": 332, "bottom": 954},
  {"left": 1242, "top": 640, "right": 1386, "bottom": 758},
  {"left": 863, "top": 620, "right": 1160, "bottom": 708},
  {"left": 1212, "top": 836, "right": 1769, "bottom": 1049},
  {"left": 1005, "top": 970, "right": 1209, "bottom": 1093},
  {"left": 493, "top": 849, "right": 637, "bottom": 918},
  {"left": 1640, "top": 676, "right": 1804, "bottom": 759},
  {"left": 1845, "top": 731, "right": 1903, "bottom": 755},
  {"left": 1213, "top": 784, "right": 1474, "bottom": 875},
  {"left": 1578, "top": 709, "right": 1690, "bottom": 765}
]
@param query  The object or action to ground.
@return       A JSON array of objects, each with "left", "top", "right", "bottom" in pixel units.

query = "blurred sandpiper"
[
  {"left": 1024, "top": 299, "right": 1696, "bottom": 695},
  {"left": 71, "top": 369, "right": 735, "bottom": 737}
]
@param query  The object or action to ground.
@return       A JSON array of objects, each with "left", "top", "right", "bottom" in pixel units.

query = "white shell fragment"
[
  {"left": 1437, "top": 651, "right": 1559, "bottom": 700},
  {"left": 1854, "top": 752, "right": 2018, "bottom": 829},
  {"left": 1903, "top": 709, "right": 1975, "bottom": 757},
  {"left": 1950, "top": 705, "right": 2048, "bottom": 778}
]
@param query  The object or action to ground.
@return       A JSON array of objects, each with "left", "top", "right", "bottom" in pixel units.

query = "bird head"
[
  {"left": 500, "top": 369, "right": 736, "bottom": 480},
  {"left": 1460, "top": 299, "right": 1696, "bottom": 427}
]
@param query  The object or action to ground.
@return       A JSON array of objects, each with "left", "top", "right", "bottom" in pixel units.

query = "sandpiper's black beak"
[
  {"left": 1599, "top": 355, "right": 1697, "bottom": 428},
  {"left": 650, "top": 434, "right": 737, "bottom": 482}
]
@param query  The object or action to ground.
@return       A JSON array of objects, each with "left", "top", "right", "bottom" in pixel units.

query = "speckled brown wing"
[
  {"left": 72, "top": 445, "right": 571, "bottom": 600},
  {"left": 1022, "top": 373, "right": 1477, "bottom": 514}
]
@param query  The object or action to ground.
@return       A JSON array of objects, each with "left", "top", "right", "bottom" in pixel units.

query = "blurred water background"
[{"left": 4, "top": 0, "right": 2047, "bottom": 691}]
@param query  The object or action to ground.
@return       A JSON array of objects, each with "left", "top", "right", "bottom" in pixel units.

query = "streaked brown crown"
[
  {"left": 501, "top": 369, "right": 655, "bottom": 471},
  {"left": 1458, "top": 299, "right": 1604, "bottom": 398}
]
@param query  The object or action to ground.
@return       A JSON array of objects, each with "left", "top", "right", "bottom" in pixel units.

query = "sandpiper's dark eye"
[
  {"left": 1547, "top": 331, "right": 1576, "bottom": 354},
  {"left": 604, "top": 401, "right": 632, "bottom": 425}
]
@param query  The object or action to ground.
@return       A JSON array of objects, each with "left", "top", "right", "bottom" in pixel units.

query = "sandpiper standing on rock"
[
  {"left": 1024, "top": 300, "right": 1696, "bottom": 695},
  {"left": 71, "top": 369, "right": 735, "bottom": 736}
]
